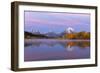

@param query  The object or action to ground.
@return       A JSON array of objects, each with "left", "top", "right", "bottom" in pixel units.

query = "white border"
[{"left": 18, "top": 5, "right": 96, "bottom": 68}]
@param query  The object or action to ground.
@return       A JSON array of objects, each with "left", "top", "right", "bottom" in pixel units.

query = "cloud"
[
  {"left": 25, "top": 17, "right": 85, "bottom": 27},
  {"left": 25, "top": 11, "right": 90, "bottom": 27}
]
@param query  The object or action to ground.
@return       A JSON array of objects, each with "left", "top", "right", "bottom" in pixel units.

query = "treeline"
[
  {"left": 25, "top": 31, "right": 49, "bottom": 39},
  {"left": 62, "top": 32, "right": 90, "bottom": 39}
]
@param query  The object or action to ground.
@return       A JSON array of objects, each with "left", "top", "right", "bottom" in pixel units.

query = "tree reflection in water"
[{"left": 24, "top": 39, "right": 90, "bottom": 51}]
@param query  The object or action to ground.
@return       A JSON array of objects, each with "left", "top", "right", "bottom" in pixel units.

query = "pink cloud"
[
  {"left": 25, "top": 17, "right": 82, "bottom": 27},
  {"left": 25, "top": 12, "right": 90, "bottom": 26},
  {"left": 47, "top": 12, "right": 90, "bottom": 17}
]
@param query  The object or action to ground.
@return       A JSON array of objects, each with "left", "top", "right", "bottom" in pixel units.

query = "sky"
[{"left": 24, "top": 11, "right": 90, "bottom": 33}]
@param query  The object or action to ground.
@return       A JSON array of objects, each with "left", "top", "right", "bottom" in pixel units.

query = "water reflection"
[
  {"left": 24, "top": 39, "right": 90, "bottom": 61},
  {"left": 25, "top": 40, "right": 90, "bottom": 50}
]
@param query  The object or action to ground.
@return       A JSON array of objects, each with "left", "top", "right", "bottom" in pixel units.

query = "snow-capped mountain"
[
  {"left": 66, "top": 27, "right": 74, "bottom": 33},
  {"left": 31, "top": 27, "right": 75, "bottom": 38}
]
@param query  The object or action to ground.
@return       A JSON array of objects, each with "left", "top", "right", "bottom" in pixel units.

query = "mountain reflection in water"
[{"left": 24, "top": 39, "right": 90, "bottom": 61}]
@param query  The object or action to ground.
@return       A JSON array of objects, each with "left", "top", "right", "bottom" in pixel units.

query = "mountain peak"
[{"left": 66, "top": 27, "right": 74, "bottom": 33}]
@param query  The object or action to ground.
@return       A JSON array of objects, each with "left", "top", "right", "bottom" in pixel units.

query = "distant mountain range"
[
  {"left": 25, "top": 31, "right": 66, "bottom": 38},
  {"left": 25, "top": 28, "right": 75, "bottom": 39},
  {"left": 45, "top": 32, "right": 60, "bottom": 38},
  {"left": 25, "top": 27, "right": 90, "bottom": 39}
]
